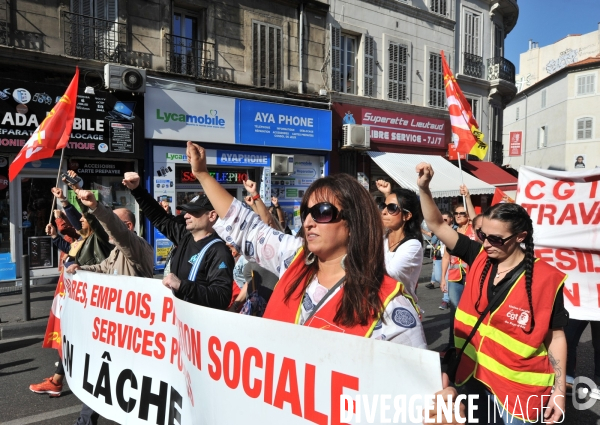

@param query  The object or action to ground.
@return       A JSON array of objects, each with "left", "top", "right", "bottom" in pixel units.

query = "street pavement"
[{"left": 1, "top": 260, "right": 600, "bottom": 424}]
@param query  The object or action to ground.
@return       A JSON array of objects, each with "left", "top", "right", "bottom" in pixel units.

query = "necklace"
[
  {"left": 495, "top": 264, "right": 518, "bottom": 278},
  {"left": 388, "top": 238, "right": 403, "bottom": 251}
]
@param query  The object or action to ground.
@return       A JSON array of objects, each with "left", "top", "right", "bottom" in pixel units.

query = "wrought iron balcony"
[
  {"left": 0, "top": 2, "right": 44, "bottom": 51},
  {"left": 165, "top": 34, "right": 216, "bottom": 79},
  {"left": 463, "top": 53, "right": 484, "bottom": 79},
  {"left": 62, "top": 11, "right": 126, "bottom": 63},
  {"left": 487, "top": 57, "right": 516, "bottom": 84}
]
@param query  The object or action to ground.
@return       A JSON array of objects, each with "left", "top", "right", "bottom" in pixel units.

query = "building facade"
[{"left": 503, "top": 55, "right": 600, "bottom": 171}]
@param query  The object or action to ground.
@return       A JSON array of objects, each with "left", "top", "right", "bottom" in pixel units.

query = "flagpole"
[
  {"left": 457, "top": 154, "right": 467, "bottom": 210},
  {"left": 48, "top": 148, "right": 66, "bottom": 225}
]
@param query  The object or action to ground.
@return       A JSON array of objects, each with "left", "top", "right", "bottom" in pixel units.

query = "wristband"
[{"left": 252, "top": 194, "right": 260, "bottom": 201}]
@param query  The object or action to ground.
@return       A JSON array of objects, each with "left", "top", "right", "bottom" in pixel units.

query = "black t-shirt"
[{"left": 448, "top": 233, "right": 569, "bottom": 329}]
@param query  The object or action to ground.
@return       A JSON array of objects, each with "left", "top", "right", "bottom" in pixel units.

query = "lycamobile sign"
[{"left": 155, "top": 108, "right": 225, "bottom": 127}]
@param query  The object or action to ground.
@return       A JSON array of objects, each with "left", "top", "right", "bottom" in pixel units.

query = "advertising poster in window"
[
  {"left": 154, "top": 228, "right": 173, "bottom": 270},
  {"left": 0, "top": 78, "right": 144, "bottom": 158},
  {"left": 28, "top": 236, "right": 53, "bottom": 269},
  {"left": 509, "top": 131, "right": 522, "bottom": 156}
]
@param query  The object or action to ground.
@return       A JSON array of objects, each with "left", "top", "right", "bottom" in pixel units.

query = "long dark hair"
[
  {"left": 284, "top": 174, "right": 385, "bottom": 327},
  {"left": 388, "top": 188, "right": 423, "bottom": 244},
  {"left": 474, "top": 203, "right": 536, "bottom": 334}
]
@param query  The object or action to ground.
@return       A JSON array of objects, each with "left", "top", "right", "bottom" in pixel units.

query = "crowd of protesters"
[{"left": 26, "top": 140, "right": 586, "bottom": 425}]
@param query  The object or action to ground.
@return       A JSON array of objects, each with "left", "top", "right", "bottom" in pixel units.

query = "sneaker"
[
  {"left": 426, "top": 283, "right": 436, "bottom": 289},
  {"left": 439, "top": 301, "right": 449, "bottom": 310},
  {"left": 29, "top": 377, "right": 62, "bottom": 397}
]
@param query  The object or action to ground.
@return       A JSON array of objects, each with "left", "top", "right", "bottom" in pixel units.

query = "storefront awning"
[
  {"left": 458, "top": 161, "right": 518, "bottom": 192},
  {"left": 367, "top": 152, "right": 496, "bottom": 198}
]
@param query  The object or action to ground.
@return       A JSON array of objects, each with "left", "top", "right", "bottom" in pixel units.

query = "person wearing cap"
[{"left": 122, "top": 172, "right": 233, "bottom": 309}]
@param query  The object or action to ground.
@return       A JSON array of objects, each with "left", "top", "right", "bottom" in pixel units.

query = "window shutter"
[
  {"left": 388, "top": 42, "right": 407, "bottom": 102},
  {"left": 544, "top": 126, "right": 548, "bottom": 147},
  {"left": 577, "top": 119, "right": 584, "bottom": 139},
  {"left": 585, "top": 118, "right": 593, "bottom": 139},
  {"left": 537, "top": 128, "right": 541, "bottom": 149},
  {"left": 516, "top": 107, "right": 519, "bottom": 121},
  {"left": 331, "top": 25, "right": 341, "bottom": 92},
  {"left": 363, "top": 35, "right": 374, "bottom": 97}
]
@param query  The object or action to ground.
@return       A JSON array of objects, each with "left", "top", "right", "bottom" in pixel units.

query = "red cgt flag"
[
  {"left": 9, "top": 67, "right": 79, "bottom": 181},
  {"left": 43, "top": 272, "right": 66, "bottom": 356},
  {"left": 491, "top": 187, "right": 515, "bottom": 206},
  {"left": 441, "top": 52, "right": 488, "bottom": 160}
]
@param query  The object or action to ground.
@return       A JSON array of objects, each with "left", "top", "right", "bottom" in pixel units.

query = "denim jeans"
[
  {"left": 447, "top": 278, "right": 465, "bottom": 348},
  {"left": 565, "top": 318, "right": 600, "bottom": 382},
  {"left": 431, "top": 259, "right": 442, "bottom": 283}
]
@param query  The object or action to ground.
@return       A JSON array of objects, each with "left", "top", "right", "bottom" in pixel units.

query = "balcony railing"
[
  {"left": 487, "top": 57, "right": 516, "bottom": 84},
  {"left": 62, "top": 11, "right": 126, "bottom": 63},
  {"left": 463, "top": 53, "right": 484, "bottom": 79},
  {"left": 165, "top": 34, "right": 215, "bottom": 79}
]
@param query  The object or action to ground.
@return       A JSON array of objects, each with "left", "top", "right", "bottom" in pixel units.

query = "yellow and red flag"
[
  {"left": 9, "top": 67, "right": 79, "bottom": 181},
  {"left": 43, "top": 272, "right": 66, "bottom": 356},
  {"left": 441, "top": 52, "right": 488, "bottom": 160}
]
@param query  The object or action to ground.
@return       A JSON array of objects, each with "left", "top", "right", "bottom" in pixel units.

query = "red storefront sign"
[
  {"left": 509, "top": 131, "right": 522, "bottom": 156},
  {"left": 333, "top": 104, "right": 448, "bottom": 148}
]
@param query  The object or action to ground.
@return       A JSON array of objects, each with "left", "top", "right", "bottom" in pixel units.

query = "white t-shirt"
[
  {"left": 213, "top": 198, "right": 427, "bottom": 348},
  {"left": 383, "top": 238, "right": 423, "bottom": 303}
]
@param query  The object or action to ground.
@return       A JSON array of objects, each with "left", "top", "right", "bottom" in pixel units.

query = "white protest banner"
[
  {"left": 516, "top": 166, "right": 600, "bottom": 320},
  {"left": 60, "top": 271, "right": 442, "bottom": 425}
]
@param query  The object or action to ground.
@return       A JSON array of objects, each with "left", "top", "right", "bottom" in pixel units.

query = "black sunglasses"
[
  {"left": 454, "top": 211, "right": 468, "bottom": 217},
  {"left": 476, "top": 229, "right": 519, "bottom": 247},
  {"left": 378, "top": 202, "right": 409, "bottom": 216},
  {"left": 301, "top": 202, "right": 344, "bottom": 223}
]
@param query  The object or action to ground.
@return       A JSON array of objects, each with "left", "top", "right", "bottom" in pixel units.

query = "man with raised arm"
[{"left": 122, "top": 172, "right": 233, "bottom": 309}]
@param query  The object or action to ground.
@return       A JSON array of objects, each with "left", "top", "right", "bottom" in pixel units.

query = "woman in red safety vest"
[{"left": 417, "top": 162, "right": 568, "bottom": 425}]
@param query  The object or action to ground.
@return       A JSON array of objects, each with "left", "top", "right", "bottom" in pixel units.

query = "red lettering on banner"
[
  {"left": 555, "top": 250, "right": 577, "bottom": 270},
  {"left": 521, "top": 204, "right": 539, "bottom": 216},
  {"left": 117, "top": 323, "right": 132, "bottom": 349},
  {"left": 557, "top": 204, "right": 576, "bottom": 225},
  {"left": 106, "top": 321, "right": 116, "bottom": 345},
  {"left": 591, "top": 180, "right": 598, "bottom": 199},
  {"left": 155, "top": 333, "right": 166, "bottom": 359},
  {"left": 304, "top": 364, "right": 328, "bottom": 425},
  {"left": 208, "top": 336, "right": 222, "bottom": 381},
  {"left": 264, "top": 352, "right": 275, "bottom": 405},
  {"left": 331, "top": 371, "right": 359, "bottom": 425},
  {"left": 242, "top": 347, "right": 263, "bottom": 398},
  {"left": 525, "top": 181, "right": 545, "bottom": 200},
  {"left": 162, "top": 297, "right": 174, "bottom": 323},
  {"left": 273, "top": 357, "right": 302, "bottom": 417},
  {"left": 223, "top": 341, "right": 241, "bottom": 390},
  {"left": 575, "top": 251, "right": 588, "bottom": 273},
  {"left": 133, "top": 328, "right": 142, "bottom": 353},
  {"left": 564, "top": 284, "right": 581, "bottom": 307},
  {"left": 580, "top": 202, "right": 599, "bottom": 224},
  {"left": 597, "top": 284, "right": 600, "bottom": 308},
  {"left": 170, "top": 337, "right": 179, "bottom": 367},
  {"left": 553, "top": 180, "right": 575, "bottom": 200},
  {"left": 142, "top": 330, "right": 153, "bottom": 356},
  {"left": 92, "top": 317, "right": 100, "bottom": 339},
  {"left": 538, "top": 204, "right": 557, "bottom": 225}
]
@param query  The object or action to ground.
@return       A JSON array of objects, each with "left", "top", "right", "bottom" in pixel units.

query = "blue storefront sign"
[
  {"left": 238, "top": 100, "right": 331, "bottom": 150},
  {"left": 216, "top": 150, "right": 271, "bottom": 166}
]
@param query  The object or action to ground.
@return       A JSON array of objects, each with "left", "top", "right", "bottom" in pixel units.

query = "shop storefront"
[
  {"left": 0, "top": 77, "right": 145, "bottom": 279},
  {"left": 144, "top": 87, "right": 331, "bottom": 270}
]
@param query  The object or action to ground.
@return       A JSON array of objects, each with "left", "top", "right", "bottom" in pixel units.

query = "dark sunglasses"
[
  {"left": 378, "top": 202, "right": 409, "bottom": 216},
  {"left": 476, "top": 229, "right": 519, "bottom": 247},
  {"left": 454, "top": 211, "right": 468, "bottom": 217},
  {"left": 301, "top": 202, "right": 345, "bottom": 223}
]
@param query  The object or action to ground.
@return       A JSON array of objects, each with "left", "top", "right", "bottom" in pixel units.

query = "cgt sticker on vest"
[
  {"left": 505, "top": 305, "right": 530, "bottom": 329},
  {"left": 392, "top": 307, "right": 416, "bottom": 328}
]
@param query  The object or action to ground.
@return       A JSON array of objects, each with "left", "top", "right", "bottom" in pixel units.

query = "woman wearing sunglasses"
[
  {"left": 416, "top": 162, "right": 567, "bottom": 424},
  {"left": 376, "top": 180, "right": 423, "bottom": 304},
  {"left": 185, "top": 142, "right": 426, "bottom": 348}
]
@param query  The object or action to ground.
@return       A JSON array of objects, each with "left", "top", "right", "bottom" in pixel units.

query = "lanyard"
[{"left": 303, "top": 275, "right": 345, "bottom": 325}]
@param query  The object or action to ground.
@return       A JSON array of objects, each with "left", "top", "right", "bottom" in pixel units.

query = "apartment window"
[
  {"left": 253, "top": 22, "right": 282, "bottom": 89},
  {"left": 68, "top": 0, "right": 119, "bottom": 61},
  {"left": 340, "top": 34, "right": 357, "bottom": 94},
  {"left": 541, "top": 90, "right": 547, "bottom": 108},
  {"left": 466, "top": 98, "right": 479, "bottom": 121},
  {"left": 537, "top": 125, "right": 548, "bottom": 149},
  {"left": 169, "top": 10, "right": 206, "bottom": 77},
  {"left": 516, "top": 106, "right": 520, "bottom": 121},
  {"left": 577, "top": 74, "right": 596, "bottom": 96},
  {"left": 363, "top": 35, "right": 375, "bottom": 97},
  {"left": 429, "top": 53, "right": 445, "bottom": 108},
  {"left": 430, "top": 0, "right": 447, "bottom": 16},
  {"left": 577, "top": 118, "right": 593, "bottom": 140},
  {"left": 388, "top": 42, "right": 408, "bottom": 102},
  {"left": 493, "top": 25, "right": 503, "bottom": 58},
  {"left": 464, "top": 10, "right": 480, "bottom": 56}
]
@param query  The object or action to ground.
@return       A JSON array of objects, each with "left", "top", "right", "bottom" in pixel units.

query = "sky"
[{"left": 504, "top": 0, "right": 600, "bottom": 73}]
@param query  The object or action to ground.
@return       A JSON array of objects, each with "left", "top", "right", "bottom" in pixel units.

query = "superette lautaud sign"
[
  {"left": 0, "top": 80, "right": 144, "bottom": 158},
  {"left": 145, "top": 88, "right": 332, "bottom": 151}
]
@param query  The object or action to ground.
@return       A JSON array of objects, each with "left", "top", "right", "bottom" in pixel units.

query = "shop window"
[
  {"left": 253, "top": 21, "right": 282, "bottom": 89},
  {"left": 429, "top": 53, "right": 445, "bottom": 108},
  {"left": 388, "top": 42, "right": 408, "bottom": 102},
  {"left": 577, "top": 117, "right": 593, "bottom": 140},
  {"left": 0, "top": 156, "right": 10, "bottom": 255}
]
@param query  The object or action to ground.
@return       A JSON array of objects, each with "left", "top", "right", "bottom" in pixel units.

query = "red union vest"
[
  {"left": 448, "top": 224, "right": 475, "bottom": 282},
  {"left": 263, "top": 249, "right": 414, "bottom": 337},
  {"left": 453, "top": 250, "right": 567, "bottom": 421}
]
